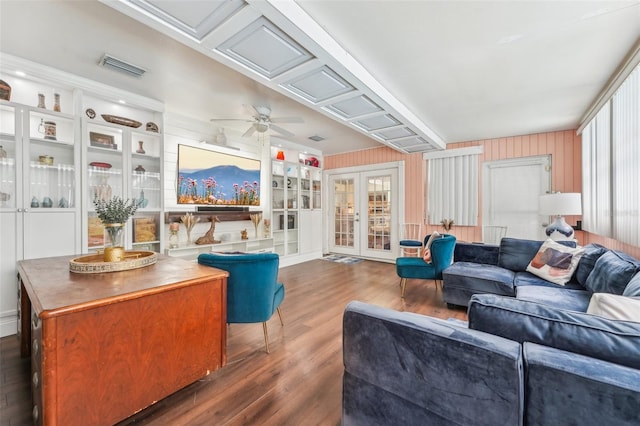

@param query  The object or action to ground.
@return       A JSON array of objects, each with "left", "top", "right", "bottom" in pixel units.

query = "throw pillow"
[
  {"left": 526, "top": 239, "right": 585, "bottom": 285},
  {"left": 587, "top": 293, "right": 640, "bottom": 323},
  {"left": 623, "top": 272, "right": 640, "bottom": 297},
  {"left": 422, "top": 231, "right": 440, "bottom": 263},
  {"left": 584, "top": 250, "right": 640, "bottom": 295},
  {"left": 574, "top": 243, "right": 608, "bottom": 285}
]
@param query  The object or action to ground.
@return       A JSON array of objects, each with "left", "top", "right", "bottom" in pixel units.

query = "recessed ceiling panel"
[
  {"left": 323, "top": 95, "right": 382, "bottom": 120},
  {"left": 216, "top": 16, "right": 314, "bottom": 79},
  {"left": 353, "top": 114, "right": 401, "bottom": 132},
  {"left": 373, "top": 127, "right": 416, "bottom": 141},
  {"left": 130, "top": 0, "right": 245, "bottom": 41},
  {"left": 388, "top": 137, "right": 436, "bottom": 153},
  {"left": 280, "top": 66, "right": 354, "bottom": 104}
]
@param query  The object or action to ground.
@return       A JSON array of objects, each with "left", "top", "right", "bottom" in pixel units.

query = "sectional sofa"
[{"left": 342, "top": 238, "right": 640, "bottom": 425}]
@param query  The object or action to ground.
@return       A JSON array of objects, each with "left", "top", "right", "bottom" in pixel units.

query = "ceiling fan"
[{"left": 210, "top": 105, "right": 303, "bottom": 138}]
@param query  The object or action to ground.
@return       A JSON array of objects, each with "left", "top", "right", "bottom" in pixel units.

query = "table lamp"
[{"left": 539, "top": 192, "right": 582, "bottom": 241}]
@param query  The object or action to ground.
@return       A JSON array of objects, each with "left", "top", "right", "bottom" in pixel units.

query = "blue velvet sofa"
[
  {"left": 442, "top": 237, "right": 639, "bottom": 308},
  {"left": 342, "top": 238, "right": 640, "bottom": 425}
]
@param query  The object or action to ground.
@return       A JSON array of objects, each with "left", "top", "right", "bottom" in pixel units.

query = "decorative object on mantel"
[
  {"left": 250, "top": 212, "right": 262, "bottom": 238},
  {"left": 136, "top": 140, "right": 145, "bottom": 154},
  {"left": 69, "top": 251, "right": 157, "bottom": 274},
  {"left": 276, "top": 150, "right": 285, "bottom": 160},
  {"left": 180, "top": 212, "right": 199, "bottom": 245},
  {"left": 263, "top": 218, "right": 271, "bottom": 238},
  {"left": 441, "top": 219, "right": 454, "bottom": 232},
  {"left": 93, "top": 196, "right": 139, "bottom": 262},
  {"left": 30, "top": 196, "right": 39, "bottom": 208},
  {"left": 146, "top": 121, "right": 159, "bottom": 132},
  {"left": 42, "top": 197, "right": 53, "bottom": 208},
  {"left": 101, "top": 114, "right": 142, "bottom": 128},
  {"left": 241, "top": 229, "right": 248, "bottom": 240},
  {"left": 37, "top": 93, "right": 46, "bottom": 108},
  {"left": 0, "top": 79, "right": 11, "bottom": 101},
  {"left": 85, "top": 108, "right": 96, "bottom": 119},
  {"left": 195, "top": 216, "right": 221, "bottom": 245}
]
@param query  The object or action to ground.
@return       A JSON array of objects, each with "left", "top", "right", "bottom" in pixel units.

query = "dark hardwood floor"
[{"left": 1, "top": 258, "right": 467, "bottom": 426}]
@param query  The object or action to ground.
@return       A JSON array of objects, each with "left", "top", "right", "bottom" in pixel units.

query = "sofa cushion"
[
  {"left": 498, "top": 238, "right": 576, "bottom": 272},
  {"left": 584, "top": 250, "right": 640, "bottom": 295},
  {"left": 524, "top": 343, "right": 640, "bottom": 426},
  {"left": 343, "top": 301, "right": 524, "bottom": 426},
  {"left": 587, "top": 293, "right": 640, "bottom": 323},
  {"left": 526, "top": 239, "right": 585, "bottom": 285},
  {"left": 575, "top": 243, "right": 608, "bottom": 286},
  {"left": 513, "top": 271, "right": 585, "bottom": 290},
  {"left": 516, "top": 286, "right": 592, "bottom": 312},
  {"left": 622, "top": 272, "right": 640, "bottom": 297},
  {"left": 468, "top": 294, "right": 640, "bottom": 370},
  {"left": 443, "top": 262, "right": 516, "bottom": 297}
]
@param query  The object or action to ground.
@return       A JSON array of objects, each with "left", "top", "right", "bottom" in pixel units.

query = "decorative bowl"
[{"left": 101, "top": 114, "right": 142, "bottom": 128}]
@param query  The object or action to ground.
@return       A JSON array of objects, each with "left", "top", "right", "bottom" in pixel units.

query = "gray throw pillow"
[
  {"left": 575, "top": 243, "right": 608, "bottom": 286},
  {"left": 585, "top": 251, "right": 640, "bottom": 295}
]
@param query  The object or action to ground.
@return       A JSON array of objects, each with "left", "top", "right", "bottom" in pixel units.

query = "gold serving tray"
[{"left": 69, "top": 251, "right": 157, "bottom": 274}]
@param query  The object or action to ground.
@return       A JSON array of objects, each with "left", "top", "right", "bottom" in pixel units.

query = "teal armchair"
[
  {"left": 197, "top": 252, "right": 285, "bottom": 353},
  {"left": 396, "top": 234, "right": 456, "bottom": 298}
]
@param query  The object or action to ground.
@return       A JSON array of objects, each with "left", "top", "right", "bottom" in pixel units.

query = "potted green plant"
[{"left": 93, "top": 196, "right": 138, "bottom": 261}]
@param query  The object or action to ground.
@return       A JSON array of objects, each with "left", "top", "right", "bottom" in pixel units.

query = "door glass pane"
[
  {"left": 367, "top": 175, "right": 391, "bottom": 251},
  {"left": 333, "top": 178, "right": 355, "bottom": 248}
]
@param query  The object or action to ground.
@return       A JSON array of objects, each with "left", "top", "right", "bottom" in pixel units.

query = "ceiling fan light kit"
[{"left": 211, "top": 104, "right": 303, "bottom": 139}]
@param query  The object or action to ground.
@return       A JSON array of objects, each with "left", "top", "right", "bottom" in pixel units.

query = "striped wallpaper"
[{"left": 325, "top": 129, "right": 640, "bottom": 258}]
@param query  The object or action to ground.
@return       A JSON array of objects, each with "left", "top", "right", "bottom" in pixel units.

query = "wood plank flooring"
[{"left": 0, "top": 258, "right": 467, "bottom": 426}]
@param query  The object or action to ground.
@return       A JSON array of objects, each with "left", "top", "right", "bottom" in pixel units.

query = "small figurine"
[
  {"left": 195, "top": 216, "right": 221, "bottom": 245},
  {"left": 241, "top": 229, "right": 248, "bottom": 240}
]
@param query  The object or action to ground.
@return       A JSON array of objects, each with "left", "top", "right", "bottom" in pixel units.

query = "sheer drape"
[
  {"left": 581, "top": 64, "right": 640, "bottom": 246},
  {"left": 581, "top": 102, "right": 612, "bottom": 237},
  {"left": 424, "top": 147, "right": 481, "bottom": 226},
  {"left": 612, "top": 67, "right": 640, "bottom": 246}
]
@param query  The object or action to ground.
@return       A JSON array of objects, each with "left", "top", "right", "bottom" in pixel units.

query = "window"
[
  {"left": 581, "top": 64, "right": 640, "bottom": 246},
  {"left": 424, "top": 146, "right": 482, "bottom": 226}
]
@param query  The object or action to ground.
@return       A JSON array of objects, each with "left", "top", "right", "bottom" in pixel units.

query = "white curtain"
[
  {"left": 424, "top": 147, "right": 481, "bottom": 226},
  {"left": 612, "top": 66, "right": 640, "bottom": 246},
  {"left": 581, "top": 102, "right": 612, "bottom": 237}
]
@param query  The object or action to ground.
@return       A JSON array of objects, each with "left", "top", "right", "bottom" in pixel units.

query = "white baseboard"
[
  {"left": 0, "top": 311, "right": 17, "bottom": 338},
  {"left": 279, "top": 251, "right": 322, "bottom": 268}
]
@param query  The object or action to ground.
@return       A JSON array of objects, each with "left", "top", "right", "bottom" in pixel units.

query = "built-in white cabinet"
[
  {"left": 0, "top": 81, "right": 81, "bottom": 337},
  {"left": 0, "top": 55, "right": 165, "bottom": 337},
  {"left": 270, "top": 144, "right": 323, "bottom": 261},
  {"left": 82, "top": 95, "right": 164, "bottom": 254}
]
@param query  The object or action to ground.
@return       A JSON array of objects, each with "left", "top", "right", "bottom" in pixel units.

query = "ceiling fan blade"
[
  {"left": 269, "top": 124, "right": 295, "bottom": 138},
  {"left": 270, "top": 116, "right": 304, "bottom": 124},
  {"left": 242, "top": 124, "right": 257, "bottom": 138},
  {"left": 210, "top": 118, "right": 252, "bottom": 122}
]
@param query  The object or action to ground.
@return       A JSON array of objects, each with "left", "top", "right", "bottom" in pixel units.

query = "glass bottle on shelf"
[
  {"left": 53, "top": 93, "right": 61, "bottom": 112},
  {"left": 168, "top": 222, "right": 179, "bottom": 248}
]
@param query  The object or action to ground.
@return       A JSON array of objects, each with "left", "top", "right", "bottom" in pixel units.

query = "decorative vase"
[
  {"left": 37, "top": 93, "right": 46, "bottom": 109},
  {"left": 276, "top": 150, "right": 285, "bottom": 161},
  {"left": 136, "top": 140, "right": 145, "bottom": 154},
  {"left": 103, "top": 223, "right": 125, "bottom": 262},
  {"left": 169, "top": 222, "right": 180, "bottom": 248},
  {"left": 53, "top": 93, "right": 61, "bottom": 112}
]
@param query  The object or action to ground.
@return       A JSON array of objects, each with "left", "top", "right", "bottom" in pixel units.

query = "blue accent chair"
[
  {"left": 395, "top": 234, "right": 456, "bottom": 298},
  {"left": 197, "top": 252, "right": 285, "bottom": 353}
]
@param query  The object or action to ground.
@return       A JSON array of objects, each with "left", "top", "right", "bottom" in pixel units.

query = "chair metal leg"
[
  {"left": 262, "top": 322, "right": 270, "bottom": 353},
  {"left": 276, "top": 307, "right": 284, "bottom": 326},
  {"left": 400, "top": 277, "right": 407, "bottom": 298}
]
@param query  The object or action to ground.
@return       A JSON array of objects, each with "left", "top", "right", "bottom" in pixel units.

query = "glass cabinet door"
[{"left": 0, "top": 104, "right": 17, "bottom": 210}]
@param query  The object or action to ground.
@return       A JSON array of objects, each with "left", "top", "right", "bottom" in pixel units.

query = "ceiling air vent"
[
  {"left": 308, "top": 135, "right": 325, "bottom": 142},
  {"left": 99, "top": 54, "right": 146, "bottom": 78}
]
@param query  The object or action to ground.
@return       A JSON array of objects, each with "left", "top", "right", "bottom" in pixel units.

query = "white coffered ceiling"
[{"left": 1, "top": 1, "right": 639, "bottom": 155}]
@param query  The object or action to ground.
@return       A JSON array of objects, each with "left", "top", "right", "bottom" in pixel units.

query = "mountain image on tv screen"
[{"left": 177, "top": 144, "right": 261, "bottom": 206}]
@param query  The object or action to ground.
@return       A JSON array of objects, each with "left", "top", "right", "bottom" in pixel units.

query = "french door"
[{"left": 329, "top": 167, "right": 398, "bottom": 261}]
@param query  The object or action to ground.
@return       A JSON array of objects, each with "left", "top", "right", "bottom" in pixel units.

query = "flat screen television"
[{"left": 177, "top": 144, "right": 261, "bottom": 206}]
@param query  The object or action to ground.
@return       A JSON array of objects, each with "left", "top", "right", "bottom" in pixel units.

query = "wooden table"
[{"left": 17, "top": 254, "right": 228, "bottom": 426}]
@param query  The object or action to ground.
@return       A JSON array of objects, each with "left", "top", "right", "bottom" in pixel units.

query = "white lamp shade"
[{"left": 539, "top": 193, "right": 582, "bottom": 216}]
